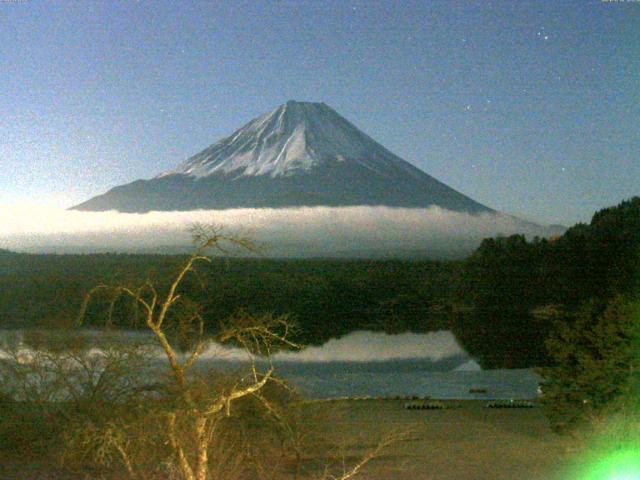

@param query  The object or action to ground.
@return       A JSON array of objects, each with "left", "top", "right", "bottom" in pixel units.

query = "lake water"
[
  {"left": 272, "top": 362, "right": 540, "bottom": 400},
  {"left": 0, "top": 329, "right": 542, "bottom": 400}
]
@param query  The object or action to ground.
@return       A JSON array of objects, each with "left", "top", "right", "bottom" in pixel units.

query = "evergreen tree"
[{"left": 538, "top": 296, "right": 640, "bottom": 432}]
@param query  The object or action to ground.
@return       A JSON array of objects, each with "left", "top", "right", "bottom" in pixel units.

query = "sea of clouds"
[{"left": 0, "top": 204, "right": 555, "bottom": 258}]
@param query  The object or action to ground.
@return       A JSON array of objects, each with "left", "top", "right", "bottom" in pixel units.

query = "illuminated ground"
[{"left": 308, "top": 399, "right": 574, "bottom": 480}]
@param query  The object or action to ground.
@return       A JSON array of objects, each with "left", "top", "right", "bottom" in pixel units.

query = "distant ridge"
[{"left": 72, "top": 101, "right": 493, "bottom": 214}]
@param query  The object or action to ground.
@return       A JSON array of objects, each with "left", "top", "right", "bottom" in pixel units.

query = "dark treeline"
[
  {"left": 0, "top": 251, "right": 457, "bottom": 346},
  {"left": 453, "top": 197, "right": 640, "bottom": 368},
  {"left": 1, "top": 197, "right": 638, "bottom": 368}
]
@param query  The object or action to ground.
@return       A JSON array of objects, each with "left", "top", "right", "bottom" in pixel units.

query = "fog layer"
[{"left": 0, "top": 204, "right": 555, "bottom": 258}]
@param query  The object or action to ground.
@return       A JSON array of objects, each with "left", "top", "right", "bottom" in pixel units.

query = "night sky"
[{"left": 1, "top": 0, "right": 638, "bottom": 225}]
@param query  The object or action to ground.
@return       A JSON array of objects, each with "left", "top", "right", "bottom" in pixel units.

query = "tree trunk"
[
  {"left": 168, "top": 413, "right": 195, "bottom": 480},
  {"left": 195, "top": 416, "right": 209, "bottom": 480}
]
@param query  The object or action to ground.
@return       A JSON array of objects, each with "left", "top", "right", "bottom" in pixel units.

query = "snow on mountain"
[
  {"left": 72, "top": 101, "right": 493, "bottom": 214},
  {"left": 158, "top": 101, "right": 422, "bottom": 180}
]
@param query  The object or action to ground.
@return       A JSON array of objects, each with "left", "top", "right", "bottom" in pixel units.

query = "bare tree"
[{"left": 76, "top": 224, "right": 301, "bottom": 480}]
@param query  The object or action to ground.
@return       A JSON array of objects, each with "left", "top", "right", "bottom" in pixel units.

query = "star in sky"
[{"left": 537, "top": 27, "right": 550, "bottom": 41}]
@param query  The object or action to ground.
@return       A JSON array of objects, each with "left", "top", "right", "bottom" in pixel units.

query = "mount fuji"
[{"left": 72, "top": 101, "right": 493, "bottom": 213}]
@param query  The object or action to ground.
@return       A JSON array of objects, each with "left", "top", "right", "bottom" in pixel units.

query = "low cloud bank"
[{"left": 0, "top": 204, "right": 557, "bottom": 258}]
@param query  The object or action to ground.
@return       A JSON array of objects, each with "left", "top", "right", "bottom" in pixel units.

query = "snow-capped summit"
[
  {"left": 72, "top": 101, "right": 493, "bottom": 213},
  {"left": 158, "top": 101, "right": 421, "bottom": 180}
]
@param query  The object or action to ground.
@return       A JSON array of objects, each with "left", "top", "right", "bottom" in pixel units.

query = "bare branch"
[
  {"left": 205, "top": 366, "right": 275, "bottom": 417},
  {"left": 326, "top": 430, "right": 412, "bottom": 480}
]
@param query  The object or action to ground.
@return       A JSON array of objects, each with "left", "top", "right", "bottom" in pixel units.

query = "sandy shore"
[{"left": 307, "top": 399, "right": 574, "bottom": 480}]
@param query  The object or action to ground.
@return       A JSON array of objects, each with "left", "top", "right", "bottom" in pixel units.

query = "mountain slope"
[{"left": 72, "top": 101, "right": 492, "bottom": 213}]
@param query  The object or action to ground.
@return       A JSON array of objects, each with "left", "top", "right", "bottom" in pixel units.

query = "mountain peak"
[
  {"left": 158, "top": 100, "right": 415, "bottom": 179},
  {"left": 277, "top": 100, "right": 331, "bottom": 122},
  {"left": 282, "top": 99, "right": 328, "bottom": 110},
  {"left": 284, "top": 99, "right": 323, "bottom": 106},
  {"left": 73, "top": 102, "right": 493, "bottom": 214}
]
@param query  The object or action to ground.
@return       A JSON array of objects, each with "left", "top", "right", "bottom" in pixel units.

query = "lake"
[{"left": 1, "top": 329, "right": 542, "bottom": 400}]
